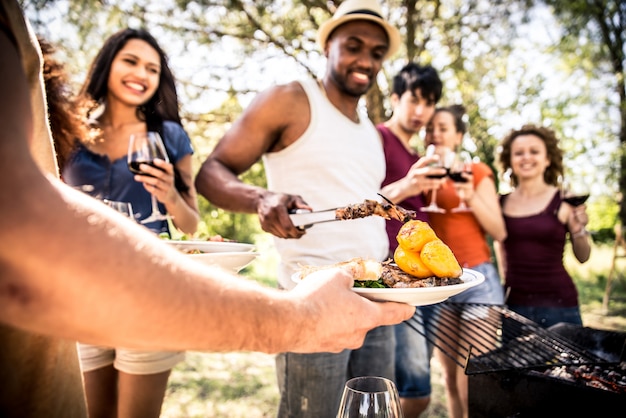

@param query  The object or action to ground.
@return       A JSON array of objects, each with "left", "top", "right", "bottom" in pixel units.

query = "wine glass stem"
[
  {"left": 458, "top": 189, "right": 466, "bottom": 208},
  {"left": 431, "top": 188, "right": 438, "bottom": 207},
  {"left": 151, "top": 194, "right": 161, "bottom": 215}
]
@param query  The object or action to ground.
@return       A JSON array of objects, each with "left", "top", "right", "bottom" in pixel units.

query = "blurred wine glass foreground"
[
  {"left": 336, "top": 376, "right": 404, "bottom": 418},
  {"left": 103, "top": 199, "right": 134, "bottom": 220}
]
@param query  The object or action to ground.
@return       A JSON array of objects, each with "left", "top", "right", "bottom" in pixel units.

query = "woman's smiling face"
[
  {"left": 107, "top": 39, "right": 161, "bottom": 107},
  {"left": 509, "top": 134, "right": 551, "bottom": 181}
]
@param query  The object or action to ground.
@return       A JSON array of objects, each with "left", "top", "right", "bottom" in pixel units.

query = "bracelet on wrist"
[{"left": 571, "top": 228, "right": 589, "bottom": 239}]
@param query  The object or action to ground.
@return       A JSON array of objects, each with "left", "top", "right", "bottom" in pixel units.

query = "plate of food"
[
  {"left": 350, "top": 268, "right": 484, "bottom": 306},
  {"left": 292, "top": 261, "right": 483, "bottom": 306},
  {"left": 187, "top": 251, "right": 259, "bottom": 272},
  {"left": 166, "top": 240, "right": 255, "bottom": 254},
  {"left": 292, "top": 220, "right": 485, "bottom": 306}
]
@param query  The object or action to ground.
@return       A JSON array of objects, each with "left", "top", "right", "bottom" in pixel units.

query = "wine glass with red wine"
[
  {"left": 420, "top": 144, "right": 446, "bottom": 213},
  {"left": 561, "top": 179, "right": 590, "bottom": 235},
  {"left": 127, "top": 131, "right": 170, "bottom": 224},
  {"left": 561, "top": 179, "right": 590, "bottom": 207},
  {"left": 448, "top": 151, "right": 473, "bottom": 213}
]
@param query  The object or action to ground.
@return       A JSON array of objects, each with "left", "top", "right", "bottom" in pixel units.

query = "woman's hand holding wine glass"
[
  {"left": 127, "top": 131, "right": 174, "bottom": 224},
  {"left": 337, "top": 376, "right": 403, "bottom": 418}
]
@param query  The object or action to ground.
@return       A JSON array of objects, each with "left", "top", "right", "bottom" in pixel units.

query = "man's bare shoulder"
[
  {"left": 254, "top": 80, "right": 308, "bottom": 109},
  {"left": 243, "top": 80, "right": 310, "bottom": 133}
]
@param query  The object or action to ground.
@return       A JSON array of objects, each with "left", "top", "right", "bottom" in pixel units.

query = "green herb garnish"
[{"left": 353, "top": 279, "right": 388, "bottom": 288}]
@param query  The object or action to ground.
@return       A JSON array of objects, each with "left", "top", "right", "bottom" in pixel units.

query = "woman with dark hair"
[
  {"left": 424, "top": 105, "right": 506, "bottom": 418},
  {"left": 64, "top": 28, "right": 199, "bottom": 235},
  {"left": 495, "top": 124, "right": 591, "bottom": 328},
  {"left": 62, "top": 28, "right": 199, "bottom": 418}
]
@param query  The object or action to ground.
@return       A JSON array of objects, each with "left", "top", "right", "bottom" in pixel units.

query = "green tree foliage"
[
  {"left": 23, "top": 0, "right": 623, "bottom": 242},
  {"left": 538, "top": 0, "right": 625, "bottom": 226}
]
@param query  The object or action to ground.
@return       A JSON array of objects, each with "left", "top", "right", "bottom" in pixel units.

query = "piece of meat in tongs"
[{"left": 335, "top": 194, "right": 416, "bottom": 223}]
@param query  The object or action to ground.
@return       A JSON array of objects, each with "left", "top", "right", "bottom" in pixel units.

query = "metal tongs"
[{"left": 288, "top": 193, "right": 416, "bottom": 228}]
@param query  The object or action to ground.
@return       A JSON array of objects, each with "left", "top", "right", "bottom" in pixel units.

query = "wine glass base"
[
  {"left": 451, "top": 206, "right": 472, "bottom": 213},
  {"left": 420, "top": 206, "right": 446, "bottom": 213},
  {"left": 140, "top": 215, "right": 170, "bottom": 224}
]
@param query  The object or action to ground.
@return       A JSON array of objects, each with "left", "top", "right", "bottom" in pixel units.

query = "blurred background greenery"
[{"left": 23, "top": 0, "right": 626, "bottom": 244}]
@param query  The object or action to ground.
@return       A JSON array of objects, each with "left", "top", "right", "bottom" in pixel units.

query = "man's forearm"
[{"left": 195, "top": 158, "right": 264, "bottom": 214}]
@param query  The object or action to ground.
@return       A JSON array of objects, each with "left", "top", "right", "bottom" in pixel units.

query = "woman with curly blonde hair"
[{"left": 495, "top": 124, "right": 591, "bottom": 327}]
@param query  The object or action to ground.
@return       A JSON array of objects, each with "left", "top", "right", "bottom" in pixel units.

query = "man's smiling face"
[{"left": 325, "top": 20, "right": 389, "bottom": 97}]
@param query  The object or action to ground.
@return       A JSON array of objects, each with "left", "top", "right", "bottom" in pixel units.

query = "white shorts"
[{"left": 77, "top": 343, "right": 185, "bottom": 375}]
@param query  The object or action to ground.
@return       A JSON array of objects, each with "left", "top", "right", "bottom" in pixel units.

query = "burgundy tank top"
[
  {"left": 378, "top": 124, "right": 429, "bottom": 254},
  {"left": 501, "top": 191, "right": 578, "bottom": 307}
]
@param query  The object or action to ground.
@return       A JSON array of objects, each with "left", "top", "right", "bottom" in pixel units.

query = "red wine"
[
  {"left": 426, "top": 173, "right": 447, "bottom": 179},
  {"left": 563, "top": 194, "right": 589, "bottom": 206},
  {"left": 448, "top": 172, "right": 469, "bottom": 183},
  {"left": 128, "top": 161, "right": 160, "bottom": 177}
]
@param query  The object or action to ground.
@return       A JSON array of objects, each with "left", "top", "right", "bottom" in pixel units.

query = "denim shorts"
[
  {"left": 506, "top": 305, "right": 583, "bottom": 328},
  {"left": 77, "top": 343, "right": 184, "bottom": 375},
  {"left": 448, "top": 262, "right": 504, "bottom": 306},
  {"left": 394, "top": 305, "right": 437, "bottom": 398},
  {"left": 275, "top": 325, "right": 395, "bottom": 418}
]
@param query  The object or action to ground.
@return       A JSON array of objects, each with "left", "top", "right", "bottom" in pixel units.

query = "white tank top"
[{"left": 263, "top": 78, "right": 388, "bottom": 289}]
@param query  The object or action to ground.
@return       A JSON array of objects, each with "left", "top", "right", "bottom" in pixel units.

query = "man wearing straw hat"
[{"left": 195, "top": 0, "right": 404, "bottom": 416}]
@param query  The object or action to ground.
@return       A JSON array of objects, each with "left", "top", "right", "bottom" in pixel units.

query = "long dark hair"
[
  {"left": 80, "top": 28, "right": 188, "bottom": 193},
  {"left": 80, "top": 28, "right": 181, "bottom": 125},
  {"left": 39, "top": 37, "right": 90, "bottom": 172}
]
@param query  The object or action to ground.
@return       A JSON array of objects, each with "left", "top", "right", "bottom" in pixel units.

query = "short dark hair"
[{"left": 391, "top": 62, "right": 442, "bottom": 104}]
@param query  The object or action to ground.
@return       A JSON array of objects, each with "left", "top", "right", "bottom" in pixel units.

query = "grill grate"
[{"left": 404, "top": 303, "right": 617, "bottom": 375}]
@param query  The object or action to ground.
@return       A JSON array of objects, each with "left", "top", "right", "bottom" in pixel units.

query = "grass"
[{"left": 161, "top": 241, "right": 626, "bottom": 418}]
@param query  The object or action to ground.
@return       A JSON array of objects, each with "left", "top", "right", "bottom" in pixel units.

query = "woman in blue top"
[
  {"left": 62, "top": 28, "right": 199, "bottom": 418},
  {"left": 64, "top": 29, "right": 199, "bottom": 236}
]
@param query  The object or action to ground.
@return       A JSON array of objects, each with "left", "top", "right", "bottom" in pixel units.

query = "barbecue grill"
[{"left": 404, "top": 303, "right": 626, "bottom": 417}]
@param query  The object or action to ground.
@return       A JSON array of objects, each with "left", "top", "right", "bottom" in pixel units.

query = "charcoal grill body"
[
  {"left": 468, "top": 368, "right": 625, "bottom": 417},
  {"left": 468, "top": 322, "right": 626, "bottom": 417},
  {"left": 405, "top": 304, "right": 626, "bottom": 417}
]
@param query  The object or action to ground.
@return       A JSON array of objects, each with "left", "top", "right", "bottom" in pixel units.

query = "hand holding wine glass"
[
  {"left": 336, "top": 376, "right": 403, "bottom": 418},
  {"left": 127, "top": 131, "right": 172, "bottom": 224}
]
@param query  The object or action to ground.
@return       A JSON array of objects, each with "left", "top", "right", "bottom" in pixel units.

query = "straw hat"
[{"left": 317, "top": 0, "right": 401, "bottom": 57}]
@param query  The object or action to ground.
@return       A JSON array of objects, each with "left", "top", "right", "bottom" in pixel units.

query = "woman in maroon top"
[{"left": 495, "top": 124, "right": 591, "bottom": 327}]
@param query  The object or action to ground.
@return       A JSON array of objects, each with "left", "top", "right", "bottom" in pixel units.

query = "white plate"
[
  {"left": 166, "top": 240, "right": 255, "bottom": 254},
  {"left": 188, "top": 251, "right": 259, "bottom": 272},
  {"left": 293, "top": 268, "right": 484, "bottom": 306}
]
